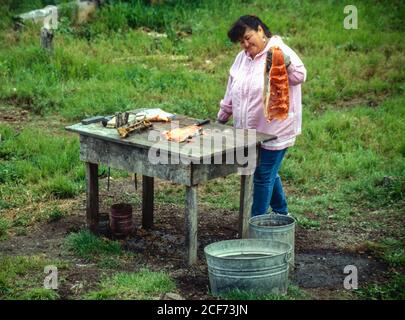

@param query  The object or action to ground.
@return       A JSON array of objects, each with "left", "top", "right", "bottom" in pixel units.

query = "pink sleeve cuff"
[
  {"left": 287, "top": 63, "right": 307, "bottom": 86},
  {"left": 217, "top": 107, "right": 232, "bottom": 122}
]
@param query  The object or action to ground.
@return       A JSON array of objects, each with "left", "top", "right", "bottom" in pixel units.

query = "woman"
[{"left": 217, "top": 15, "right": 307, "bottom": 217}]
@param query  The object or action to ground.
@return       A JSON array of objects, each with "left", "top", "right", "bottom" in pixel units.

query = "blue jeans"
[{"left": 251, "top": 148, "right": 288, "bottom": 216}]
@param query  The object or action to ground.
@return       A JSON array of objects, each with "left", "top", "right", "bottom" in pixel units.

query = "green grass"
[
  {"left": 85, "top": 268, "right": 176, "bottom": 300},
  {"left": 0, "top": 125, "right": 83, "bottom": 194},
  {"left": 65, "top": 230, "right": 135, "bottom": 269},
  {"left": 380, "top": 238, "right": 405, "bottom": 268},
  {"left": 96, "top": 255, "right": 126, "bottom": 269},
  {"left": 18, "top": 287, "right": 60, "bottom": 300},
  {"left": 1, "top": 0, "right": 404, "bottom": 118},
  {"left": 0, "top": 217, "right": 11, "bottom": 240},
  {"left": 365, "top": 237, "right": 405, "bottom": 268},
  {"left": 0, "top": 255, "right": 68, "bottom": 300},
  {"left": 46, "top": 207, "right": 66, "bottom": 222},
  {"left": 65, "top": 230, "right": 123, "bottom": 260},
  {"left": 220, "top": 285, "right": 309, "bottom": 300},
  {"left": 357, "top": 274, "right": 405, "bottom": 300},
  {"left": 38, "top": 175, "right": 80, "bottom": 199}
]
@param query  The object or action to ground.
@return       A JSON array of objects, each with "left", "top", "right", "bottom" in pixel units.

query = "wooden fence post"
[{"left": 40, "top": 27, "right": 53, "bottom": 51}]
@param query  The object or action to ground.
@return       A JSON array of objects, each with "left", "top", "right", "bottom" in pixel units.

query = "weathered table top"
[
  {"left": 67, "top": 112, "right": 270, "bottom": 263},
  {"left": 66, "top": 112, "right": 276, "bottom": 163}
]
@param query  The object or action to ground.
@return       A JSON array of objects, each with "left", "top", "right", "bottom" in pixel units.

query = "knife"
[
  {"left": 81, "top": 116, "right": 105, "bottom": 125},
  {"left": 194, "top": 119, "right": 210, "bottom": 126}
]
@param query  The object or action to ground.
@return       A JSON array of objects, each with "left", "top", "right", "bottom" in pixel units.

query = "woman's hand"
[{"left": 266, "top": 48, "right": 291, "bottom": 72}]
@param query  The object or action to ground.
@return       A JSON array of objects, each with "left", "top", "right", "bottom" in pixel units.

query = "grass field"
[{"left": 0, "top": 0, "right": 404, "bottom": 300}]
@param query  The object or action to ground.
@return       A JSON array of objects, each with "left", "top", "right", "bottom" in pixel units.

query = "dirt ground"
[{"left": 0, "top": 186, "right": 390, "bottom": 300}]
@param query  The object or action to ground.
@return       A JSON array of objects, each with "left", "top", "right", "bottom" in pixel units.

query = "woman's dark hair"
[{"left": 227, "top": 15, "right": 272, "bottom": 43}]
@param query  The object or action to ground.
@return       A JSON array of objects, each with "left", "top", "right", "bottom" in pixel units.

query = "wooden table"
[{"left": 66, "top": 112, "right": 276, "bottom": 265}]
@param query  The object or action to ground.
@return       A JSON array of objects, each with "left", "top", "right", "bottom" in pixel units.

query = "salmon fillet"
[
  {"left": 163, "top": 125, "right": 202, "bottom": 143},
  {"left": 263, "top": 46, "right": 290, "bottom": 121}
]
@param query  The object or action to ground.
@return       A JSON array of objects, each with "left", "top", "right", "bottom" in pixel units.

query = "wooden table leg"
[
  {"left": 238, "top": 145, "right": 259, "bottom": 238},
  {"left": 85, "top": 162, "right": 99, "bottom": 234},
  {"left": 142, "top": 175, "right": 154, "bottom": 229},
  {"left": 185, "top": 185, "right": 198, "bottom": 265},
  {"left": 239, "top": 173, "right": 254, "bottom": 239}
]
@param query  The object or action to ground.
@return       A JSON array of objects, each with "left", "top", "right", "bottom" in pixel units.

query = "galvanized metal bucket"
[
  {"left": 204, "top": 239, "right": 291, "bottom": 297},
  {"left": 249, "top": 214, "right": 296, "bottom": 268}
]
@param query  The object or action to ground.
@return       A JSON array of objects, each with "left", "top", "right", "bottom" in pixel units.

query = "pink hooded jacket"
[{"left": 217, "top": 36, "right": 307, "bottom": 150}]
